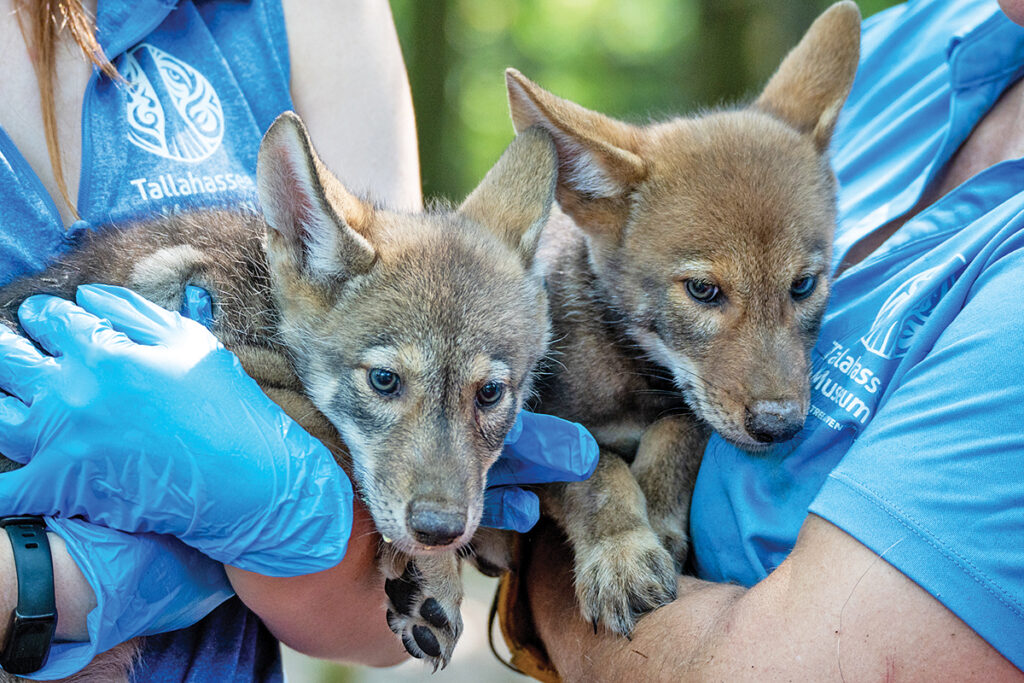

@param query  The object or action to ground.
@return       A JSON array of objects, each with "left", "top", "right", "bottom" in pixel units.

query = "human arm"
[
  {"left": 225, "top": 500, "right": 406, "bottom": 667},
  {"left": 527, "top": 246, "right": 1024, "bottom": 680},
  {"left": 283, "top": 0, "right": 421, "bottom": 211},
  {"left": 527, "top": 514, "right": 1021, "bottom": 681},
  {"left": 0, "top": 532, "right": 93, "bottom": 645},
  {"left": 0, "top": 518, "right": 235, "bottom": 680}
]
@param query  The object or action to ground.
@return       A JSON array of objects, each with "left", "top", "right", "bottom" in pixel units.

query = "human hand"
[
  {"left": 0, "top": 284, "right": 353, "bottom": 576},
  {"left": 33, "top": 517, "right": 233, "bottom": 680},
  {"left": 481, "top": 410, "right": 599, "bottom": 532}
]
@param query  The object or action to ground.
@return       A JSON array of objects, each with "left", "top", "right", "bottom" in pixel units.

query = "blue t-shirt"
[
  {"left": 1, "top": 0, "right": 290, "bottom": 284},
  {"left": 690, "top": 0, "right": 1024, "bottom": 669},
  {"left": 1, "top": 1, "right": 292, "bottom": 680}
]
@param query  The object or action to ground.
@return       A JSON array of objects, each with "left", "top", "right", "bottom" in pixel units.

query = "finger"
[
  {"left": 492, "top": 411, "right": 599, "bottom": 485},
  {"left": 181, "top": 285, "right": 215, "bottom": 330},
  {"left": 0, "top": 394, "right": 33, "bottom": 463},
  {"left": 76, "top": 284, "right": 190, "bottom": 347},
  {"left": 18, "top": 294, "right": 135, "bottom": 358},
  {"left": 0, "top": 322, "right": 55, "bottom": 401},
  {"left": 480, "top": 486, "right": 539, "bottom": 533}
]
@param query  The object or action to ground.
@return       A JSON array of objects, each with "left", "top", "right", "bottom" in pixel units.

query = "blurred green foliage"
[{"left": 390, "top": 0, "right": 901, "bottom": 201}]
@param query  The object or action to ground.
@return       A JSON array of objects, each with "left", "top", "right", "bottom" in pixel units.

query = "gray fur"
[{"left": 0, "top": 114, "right": 559, "bottom": 675}]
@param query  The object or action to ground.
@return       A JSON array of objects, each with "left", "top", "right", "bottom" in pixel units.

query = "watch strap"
[{"left": 1, "top": 516, "right": 57, "bottom": 675}]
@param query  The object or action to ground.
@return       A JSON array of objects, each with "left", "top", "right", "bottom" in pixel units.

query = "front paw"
[
  {"left": 574, "top": 527, "right": 677, "bottom": 637},
  {"left": 383, "top": 560, "right": 463, "bottom": 670}
]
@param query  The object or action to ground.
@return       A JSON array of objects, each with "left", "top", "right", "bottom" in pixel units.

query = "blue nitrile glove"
[
  {"left": 24, "top": 518, "right": 232, "bottom": 681},
  {"left": 180, "top": 284, "right": 214, "bottom": 328},
  {"left": 481, "top": 410, "right": 599, "bottom": 532},
  {"left": 0, "top": 284, "right": 353, "bottom": 576}
]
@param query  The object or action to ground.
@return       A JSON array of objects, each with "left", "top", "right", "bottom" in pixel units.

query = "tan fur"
[
  {"left": 0, "top": 115, "right": 559, "bottom": 674},
  {"left": 0, "top": 641, "right": 141, "bottom": 683},
  {"left": 507, "top": 2, "right": 861, "bottom": 636}
]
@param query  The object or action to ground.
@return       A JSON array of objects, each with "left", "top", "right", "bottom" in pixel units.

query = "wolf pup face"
[
  {"left": 256, "top": 114, "right": 556, "bottom": 553},
  {"left": 507, "top": 2, "right": 860, "bottom": 450}
]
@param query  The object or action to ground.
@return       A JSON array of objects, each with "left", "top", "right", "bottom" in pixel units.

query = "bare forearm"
[
  {"left": 0, "top": 531, "right": 95, "bottom": 644},
  {"left": 284, "top": 0, "right": 421, "bottom": 211},
  {"left": 226, "top": 502, "right": 406, "bottom": 668},
  {"left": 527, "top": 522, "right": 744, "bottom": 681},
  {"left": 527, "top": 516, "right": 1023, "bottom": 682}
]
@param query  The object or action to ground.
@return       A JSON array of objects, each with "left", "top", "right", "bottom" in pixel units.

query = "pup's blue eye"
[
  {"left": 685, "top": 279, "right": 721, "bottom": 304},
  {"left": 476, "top": 381, "right": 504, "bottom": 408},
  {"left": 790, "top": 275, "right": 817, "bottom": 301},
  {"left": 368, "top": 368, "right": 401, "bottom": 395}
]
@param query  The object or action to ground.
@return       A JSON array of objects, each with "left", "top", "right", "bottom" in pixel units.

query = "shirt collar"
[
  {"left": 946, "top": 9, "right": 1024, "bottom": 90},
  {"left": 96, "top": 0, "right": 178, "bottom": 60}
]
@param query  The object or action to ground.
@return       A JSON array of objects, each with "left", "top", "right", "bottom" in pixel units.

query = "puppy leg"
[
  {"left": 464, "top": 526, "right": 517, "bottom": 576},
  {"left": 379, "top": 548, "right": 463, "bottom": 671},
  {"left": 630, "top": 416, "right": 710, "bottom": 572},
  {"left": 546, "top": 449, "right": 676, "bottom": 637}
]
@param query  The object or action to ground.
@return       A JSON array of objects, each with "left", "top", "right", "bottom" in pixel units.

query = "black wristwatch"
[{"left": 1, "top": 517, "right": 57, "bottom": 675}]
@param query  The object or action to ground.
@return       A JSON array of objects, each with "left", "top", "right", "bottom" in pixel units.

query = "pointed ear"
[
  {"left": 754, "top": 1, "right": 861, "bottom": 151},
  {"left": 257, "top": 111, "right": 376, "bottom": 284},
  {"left": 506, "top": 68, "right": 645, "bottom": 240},
  {"left": 459, "top": 127, "right": 557, "bottom": 267}
]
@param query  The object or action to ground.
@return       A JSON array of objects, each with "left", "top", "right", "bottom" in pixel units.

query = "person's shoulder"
[{"left": 860, "top": 0, "right": 999, "bottom": 54}]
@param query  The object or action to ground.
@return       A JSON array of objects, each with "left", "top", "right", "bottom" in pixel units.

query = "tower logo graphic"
[
  {"left": 860, "top": 254, "right": 967, "bottom": 360},
  {"left": 122, "top": 44, "right": 224, "bottom": 162}
]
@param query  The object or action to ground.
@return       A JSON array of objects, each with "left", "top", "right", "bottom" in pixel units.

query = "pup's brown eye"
[
  {"left": 685, "top": 279, "right": 721, "bottom": 304},
  {"left": 368, "top": 368, "right": 401, "bottom": 395},
  {"left": 476, "top": 381, "right": 504, "bottom": 408},
  {"left": 790, "top": 275, "right": 817, "bottom": 301}
]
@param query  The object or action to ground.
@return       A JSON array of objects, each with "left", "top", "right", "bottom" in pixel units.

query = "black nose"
[
  {"left": 407, "top": 501, "right": 466, "bottom": 547},
  {"left": 744, "top": 400, "right": 804, "bottom": 443}
]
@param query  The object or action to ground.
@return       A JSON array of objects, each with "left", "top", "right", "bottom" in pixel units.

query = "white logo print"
[
  {"left": 122, "top": 44, "right": 224, "bottom": 162},
  {"left": 860, "top": 254, "right": 967, "bottom": 360}
]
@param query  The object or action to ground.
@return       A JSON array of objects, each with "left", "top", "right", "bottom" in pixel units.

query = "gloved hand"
[
  {"left": 481, "top": 410, "right": 599, "bottom": 532},
  {"left": 179, "top": 285, "right": 600, "bottom": 535},
  {"left": 0, "top": 284, "right": 353, "bottom": 577},
  {"left": 28, "top": 518, "right": 233, "bottom": 681}
]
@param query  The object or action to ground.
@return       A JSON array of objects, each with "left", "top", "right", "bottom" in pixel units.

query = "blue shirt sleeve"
[{"left": 809, "top": 242, "right": 1024, "bottom": 670}]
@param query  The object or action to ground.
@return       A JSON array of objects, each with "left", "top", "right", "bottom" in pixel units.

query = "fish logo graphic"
[
  {"left": 860, "top": 254, "right": 967, "bottom": 360},
  {"left": 122, "top": 44, "right": 224, "bottom": 162}
]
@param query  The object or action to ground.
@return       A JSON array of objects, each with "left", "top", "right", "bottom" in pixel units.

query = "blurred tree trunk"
[
  {"left": 404, "top": 1, "right": 452, "bottom": 199},
  {"left": 694, "top": 0, "right": 753, "bottom": 106},
  {"left": 693, "top": 0, "right": 831, "bottom": 107}
]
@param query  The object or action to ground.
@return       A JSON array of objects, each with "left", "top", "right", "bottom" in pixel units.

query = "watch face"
[
  {"left": 2, "top": 614, "right": 56, "bottom": 674},
  {"left": 13, "top": 615, "right": 55, "bottom": 649}
]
